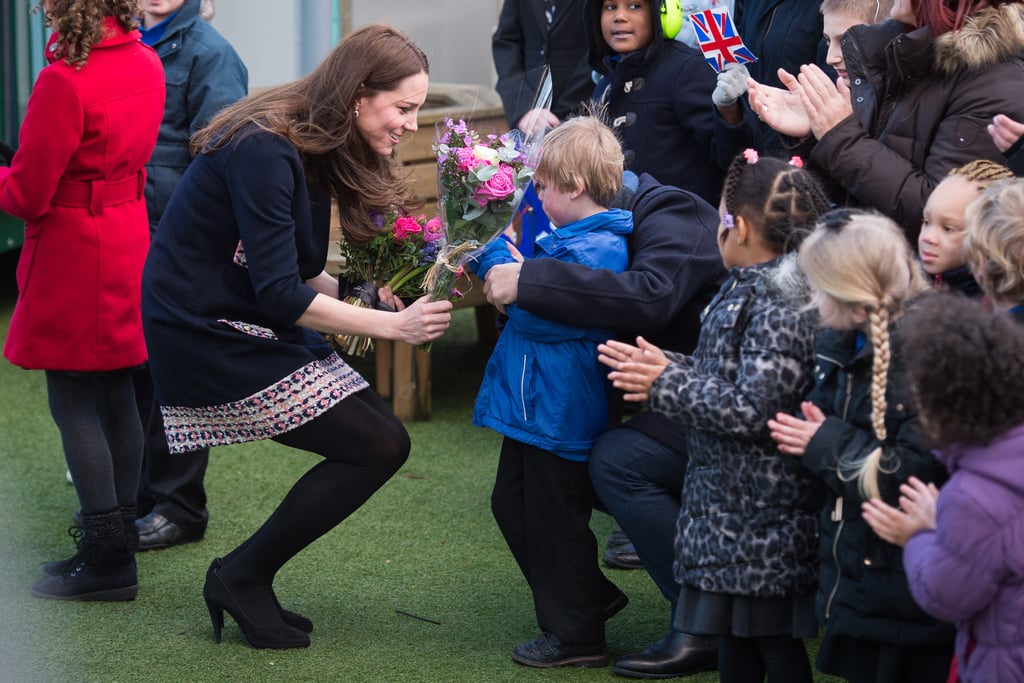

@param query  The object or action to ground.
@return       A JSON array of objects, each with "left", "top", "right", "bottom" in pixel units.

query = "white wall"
[
  {"left": 209, "top": 0, "right": 502, "bottom": 90},
  {"left": 210, "top": 2, "right": 301, "bottom": 89},
  {"left": 351, "top": 1, "right": 502, "bottom": 89}
]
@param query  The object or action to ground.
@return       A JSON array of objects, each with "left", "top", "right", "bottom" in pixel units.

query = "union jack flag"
[{"left": 689, "top": 8, "right": 757, "bottom": 73}]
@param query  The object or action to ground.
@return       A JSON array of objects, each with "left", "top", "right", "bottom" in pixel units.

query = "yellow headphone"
[{"left": 660, "top": 0, "right": 684, "bottom": 39}]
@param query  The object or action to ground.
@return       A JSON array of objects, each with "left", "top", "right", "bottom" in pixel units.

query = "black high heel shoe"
[
  {"left": 203, "top": 561, "right": 310, "bottom": 649},
  {"left": 208, "top": 558, "right": 313, "bottom": 633}
]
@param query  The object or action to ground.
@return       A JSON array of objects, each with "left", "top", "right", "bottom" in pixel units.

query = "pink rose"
[
  {"left": 423, "top": 217, "right": 443, "bottom": 242},
  {"left": 454, "top": 147, "right": 486, "bottom": 173},
  {"left": 472, "top": 164, "right": 516, "bottom": 206},
  {"left": 393, "top": 215, "right": 423, "bottom": 241}
]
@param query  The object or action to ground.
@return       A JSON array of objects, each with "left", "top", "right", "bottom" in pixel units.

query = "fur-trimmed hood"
[{"left": 935, "top": 2, "right": 1024, "bottom": 75}]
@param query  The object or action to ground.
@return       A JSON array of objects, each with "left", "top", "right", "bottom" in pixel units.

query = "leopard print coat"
[{"left": 649, "top": 255, "right": 826, "bottom": 598}]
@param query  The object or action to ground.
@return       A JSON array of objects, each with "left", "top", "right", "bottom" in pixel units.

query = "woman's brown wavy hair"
[
  {"left": 191, "top": 24, "right": 429, "bottom": 243},
  {"left": 37, "top": 0, "right": 140, "bottom": 68}
]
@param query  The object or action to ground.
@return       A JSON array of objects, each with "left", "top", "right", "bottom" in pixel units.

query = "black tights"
[
  {"left": 718, "top": 634, "right": 813, "bottom": 683},
  {"left": 45, "top": 370, "right": 143, "bottom": 514},
  {"left": 218, "top": 391, "right": 409, "bottom": 614}
]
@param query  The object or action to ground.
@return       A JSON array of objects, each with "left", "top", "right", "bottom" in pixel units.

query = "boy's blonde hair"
[
  {"left": 799, "top": 210, "right": 928, "bottom": 500},
  {"left": 964, "top": 178, "right": 1024, "bottom": 306},
  {"left": 820, "top": 0, "right": 895, "bottom": 24},
  {"left": 534, "top": 116, "right": 624, "bottom": 209}
]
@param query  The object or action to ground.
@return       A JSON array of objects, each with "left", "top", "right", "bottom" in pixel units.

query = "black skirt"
[{"left": 675, "top": 584, "right": 818, "bottom": 639}]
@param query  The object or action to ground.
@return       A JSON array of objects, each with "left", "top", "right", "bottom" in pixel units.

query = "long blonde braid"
[{"left": 799, "top": 210, "right": 927, "bottom": 501}]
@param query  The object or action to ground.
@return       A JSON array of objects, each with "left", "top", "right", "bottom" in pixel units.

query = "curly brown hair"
[
  {"left": 38, "top": 0, "right": 140, "bottom": 68},
  {"left": 192, "top": 24, "right": 429, "bottom": 243},
  {"left": 900, "top": 293, "right": 1024, "bottom": 449}
]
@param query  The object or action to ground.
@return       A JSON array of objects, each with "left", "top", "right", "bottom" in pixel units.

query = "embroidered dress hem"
[{"left": 160, "top": 352, "right": 369, "bottom": 453}]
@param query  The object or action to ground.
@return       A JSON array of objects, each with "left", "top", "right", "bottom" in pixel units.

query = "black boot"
[
  {"left": 41, "top": 527, "right": 83, "bottom": 577},
  {"left": 120, "top": 504, "right": 140, "bottom": 556},
  {"left": 32, "top": 508, "right": 138, "bottom": 601},
  {"left": 611, "top": 631, "right": 717, "bottom": 679}
]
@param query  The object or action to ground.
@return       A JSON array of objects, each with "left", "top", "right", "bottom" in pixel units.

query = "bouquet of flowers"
[
  {"left": 334, "top": 209, "right": 443, "bottom": 356},
  {"left": 422, "top": 118, "right": 538, "bottom": 303}
]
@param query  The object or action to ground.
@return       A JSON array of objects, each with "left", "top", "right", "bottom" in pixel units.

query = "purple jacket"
[{"left": 904, "top": 424, "right": 1024, "bottom": 682}]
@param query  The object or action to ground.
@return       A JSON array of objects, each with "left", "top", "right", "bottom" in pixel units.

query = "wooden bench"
[{"left": 328, "top": 83, "right": 507, "bottom": 420}]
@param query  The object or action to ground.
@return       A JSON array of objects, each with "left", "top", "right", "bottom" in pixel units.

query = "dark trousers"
[
  {"left": 589, "top": 425, "right": 687, "bottom": 612},
  {"left": 134, "top": 366, "right": 209, "bottom": 536},
  {"left": 491, "top": 437, "right": 620, "bottom": 647}
]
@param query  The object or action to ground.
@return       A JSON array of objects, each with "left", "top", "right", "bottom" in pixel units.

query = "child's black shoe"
[{"left": 511, "top": 631, "right": 607, "bottom": 668}]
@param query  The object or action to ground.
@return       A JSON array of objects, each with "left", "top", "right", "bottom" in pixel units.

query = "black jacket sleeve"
[{"left": 516, "top": 175, "right": 726, "bottom": 352}]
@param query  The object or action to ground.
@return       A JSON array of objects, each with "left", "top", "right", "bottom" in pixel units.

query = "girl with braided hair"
[
  {"left": 918, "top": 160, "right": 1014, "bottom": 297},
  {"left": 768, "top": 209, "right": 954, "bottom": 682},
  {"left": 598, "top": 150, "right": 831, "bottom": 682}
]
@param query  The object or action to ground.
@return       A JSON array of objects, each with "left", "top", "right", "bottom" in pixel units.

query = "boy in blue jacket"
[{"left": 471, "top": 116, "right": 632, "bottom": 668}]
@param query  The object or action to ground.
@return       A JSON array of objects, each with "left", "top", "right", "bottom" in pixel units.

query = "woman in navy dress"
[{"left": 141, "top": 24, "right": 452, "bottom": 649}]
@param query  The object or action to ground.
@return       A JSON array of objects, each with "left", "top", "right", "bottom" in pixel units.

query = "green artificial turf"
[{"left": 0, "top": 251, "right": 840, "bottom": 682}]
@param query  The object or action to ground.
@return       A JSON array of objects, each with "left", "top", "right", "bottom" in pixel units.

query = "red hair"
[{"left": 915, "top": 0, "right": 1017, "bottom": 35}]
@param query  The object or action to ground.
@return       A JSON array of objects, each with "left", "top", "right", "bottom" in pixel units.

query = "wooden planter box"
[{"left": 328, "top": 83, "right": 507, "bottom": 421}]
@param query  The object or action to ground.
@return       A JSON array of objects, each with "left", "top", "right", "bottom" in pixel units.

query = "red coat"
[{"left": 0, "top": 18, "right": 164, "bottom": 371}]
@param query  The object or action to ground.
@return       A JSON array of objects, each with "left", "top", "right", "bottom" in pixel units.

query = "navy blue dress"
[{"left": 141, "top": 128, "right": 368, "bottom": 453}]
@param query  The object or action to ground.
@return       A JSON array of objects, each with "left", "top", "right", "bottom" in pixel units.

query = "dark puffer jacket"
[
  {"left": 800, "top": 323, "right": 954, "bottom": 647},
  {"left": 649, "top": 256, "right": 825, "bottom": 598},
  {"left": 144, "top": 0, "right": 247, "bottom": 230},
  {"left": 584, "top": 0, "right": 758, "bottom": 204},
  {"left": 806, "top": 5, "right": 1024, "bottom": 241}
]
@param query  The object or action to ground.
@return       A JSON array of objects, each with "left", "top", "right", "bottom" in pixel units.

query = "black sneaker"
[{"left": 511, "top": 631, "right": 607, "bottom": 668}]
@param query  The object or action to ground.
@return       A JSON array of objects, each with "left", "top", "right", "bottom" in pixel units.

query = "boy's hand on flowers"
[
  {"left": 862, "top": 478, "right": 938, "bottom": 547},
  {"left": 767, "top": 401, "right": 826, "bottom": 456},
  {"left": 713, "top": 62, "right": 750, "bottom": 108},
  {"left": 598, "top": 336, "right": 670, "bottom": 402}
]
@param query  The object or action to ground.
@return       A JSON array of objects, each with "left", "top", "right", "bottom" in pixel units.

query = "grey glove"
[{"left": 712, "top": 62, "right": 750, "bottom": 108}]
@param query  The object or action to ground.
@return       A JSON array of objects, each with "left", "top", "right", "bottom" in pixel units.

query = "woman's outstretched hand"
[
  {"left": 597, "top": 336, "right": 669, "bottom": 402},
  {"left": 396, "top": 296, "right": 452, "bottom": 346}
]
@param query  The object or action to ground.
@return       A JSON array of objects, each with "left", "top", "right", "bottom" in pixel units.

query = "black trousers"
[
  {"left": 491, "top": 437, "right": 620, "bottom": 647},
  {"left": 134, "top": 366, "right": 209, "bottom": 536}
]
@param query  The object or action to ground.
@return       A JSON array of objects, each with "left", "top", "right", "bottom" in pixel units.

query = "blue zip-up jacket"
[
  {"left": 472, "top": 208, "right": 633, "bottom": 460},
  {"left": 143, "top": 0, "right": 247, "bottom": 230}
]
